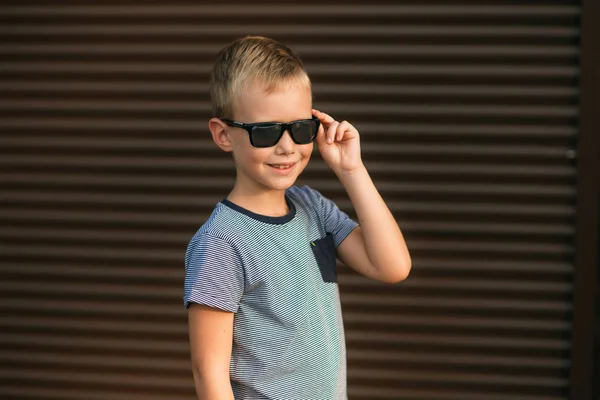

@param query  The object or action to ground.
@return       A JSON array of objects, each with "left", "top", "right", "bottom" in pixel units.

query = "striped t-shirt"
[{"left": 184, "top": 185, "right": 358, "bottom": 399}]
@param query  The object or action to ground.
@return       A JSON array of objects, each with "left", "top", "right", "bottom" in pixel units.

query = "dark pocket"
[{"left": 311, "top": 233, "right": 338, "bottom": 283}]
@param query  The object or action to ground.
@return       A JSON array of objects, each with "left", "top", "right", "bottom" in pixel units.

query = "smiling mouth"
[{"left": 268, "top": 162, "right": 297, "bottom": 170}]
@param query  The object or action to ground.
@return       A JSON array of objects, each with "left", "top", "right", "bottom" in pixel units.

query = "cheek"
[
  {"left": 300, "top": 144, "right": 314, "bottom": 161},
  {"left": 239, "top": 147, "right": 272, "bottom": 167},
  {"left": 253, "top": 148, "right": 273, "bottom": 164},
  {"left": 230, "top": 135, "right": 269, "bottom": 166}
]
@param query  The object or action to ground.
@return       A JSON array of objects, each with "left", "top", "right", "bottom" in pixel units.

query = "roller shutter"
[{"left": 0, "top": 2, "right": 581, "bottom": 399}]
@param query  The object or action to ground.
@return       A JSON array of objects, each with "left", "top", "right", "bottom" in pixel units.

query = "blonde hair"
[{"left": 210, "top": 36, "right": 311, "bottom": 119}]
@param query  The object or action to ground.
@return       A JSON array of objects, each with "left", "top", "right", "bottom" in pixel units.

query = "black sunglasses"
[{"left": 221, "top": 116, "right": 320, "bottom": 148}]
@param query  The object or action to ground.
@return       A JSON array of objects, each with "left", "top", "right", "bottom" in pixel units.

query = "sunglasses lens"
[
  {"left": 291, "top": 120, "right": 317, "bottom": 144},
  {"left": 251, "top": 125, "right": 282, "bottom": 147}
]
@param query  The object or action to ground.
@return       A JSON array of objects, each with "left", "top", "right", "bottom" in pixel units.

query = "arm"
[
  {"left": 312, "top": 109, "right": 412, "bottom": 283},
  {"left": 337, "top": 167, "right": 411, "bottom": 283},
  {"left": 188, "top": 303, "right": 235, "bottom": 400}
]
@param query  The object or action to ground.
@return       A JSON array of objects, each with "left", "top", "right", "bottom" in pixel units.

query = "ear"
[{"left": 209, "top": 118, "right": 233, "bottom": 152}]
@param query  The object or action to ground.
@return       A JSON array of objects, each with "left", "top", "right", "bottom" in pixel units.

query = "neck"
[{"left": 227, "top": 183, "right": 290, "bottom": 217}]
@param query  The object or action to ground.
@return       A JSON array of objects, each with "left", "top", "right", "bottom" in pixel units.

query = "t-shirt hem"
[
  {"left": 334, "top": 220, "right": 359, "bottom": 247},
  {"left": 184, "top": 292, "right": 239, "bottom": 312}
]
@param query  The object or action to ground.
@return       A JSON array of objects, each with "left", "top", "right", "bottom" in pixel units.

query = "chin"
[
  {"left": 262, "top": 161, "right": 307, "bottom": 191},
  {"left": 263, "top": 176, "right": 299, "bottom": 191}
]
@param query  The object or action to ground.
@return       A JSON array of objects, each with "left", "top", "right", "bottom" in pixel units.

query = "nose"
[{"left": 274, "top": 129, "right": 295, "bottom": 154}]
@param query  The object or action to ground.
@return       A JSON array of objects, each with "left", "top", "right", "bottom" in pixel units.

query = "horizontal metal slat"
[
  {"left": 0, "top": 328, "right": 568, "bottom": 353},
  {"left": 344, "top": 330, "right": 569, "bottom": 350},
  {"left": 342, "top": 275, "right": 570, "bottom": 294},
  {"left": 0, "top": 155, "right": 577, "bottom": 177},
  {"left": 0, "top": 386, "right": 557, "bottom": 400},
  {"left": 3, "top": 300, "right": 180, "bottom": 320},
  {"left": 2, "top": 302, "right": 569, "bottom": 332},
  {"left": 346, "top": 367, "right": 567, "bottom": 387},
  {"left": 0, "top": 62, "right": 579, "bottom": 77},
  {"left": 0, "top": 190, "right": 576, "bottom": 216},
  {"left": 349, "top": 349, "right": 567, "bottom": 368},
  {"left": 1, "top": 244, "right": 180, "bottom": 263},
  {"left": 0, "top": 369, "right": 189, "bottom": 391},
  {"left": 342, "top": 312, "right": 569, "bottom": 332},
  {"left": 0, "top": 347, "right": 567, "bottom": 373},
  {"left": 342, "top": 294, "right": 570, "bottom": 312},
  {"left": 0, "top": 24, "right": 580, "bottom": 37},
  {"left": 0, "top": 267, "right": 570, "bottom": 295},
  {"left": 0, "top": 99, "right": 579, "bottom": 117},
  {"left": 0, "top": 214, "right": 572, "bottom": 245},
  {"left": 0, "top": 386, "right": 192, "bottom": 400},
  {"left": 0, "top": 227, "right": 191, "bottom": 246},
  {"left": 1, "top": 43, "right": 579, "bottom": 57},
  {"left": 0, "top": 173, "right": 577, "bottom": 197},
  {"left": 0, "top": 200, "right": 575, "bottom": 222},
  {"left": 0, "top": 280, "right": 571, "bottom": 312},
  {"left": 0, "top": 367, "right": 566, "bottom": 400},
  {"left": 0, "top": 219, "right": 574, "bottom": 238},
  {"left": 0, "top": 263, "right": 181, "bottom": 283},
  {"left": 349, "top": 386, "right": 563, "bottom": 400},
  {"left": 0, "top": 257, "right": 573, "bottom": 277},
  {"left": 0, "top": 81, "right": 579, "bottom": 98},
  {"left": 0, "top": 209, "right": 215, "bottom": 227},
  {"left": 0, "top": 5, "right": 581, "bottom": 17},
  {"left": 0, "top": 350, "right": 189, "bottom": 373},
  {"left": 0, "top": 353, "right": 566, "bottom": 389}
]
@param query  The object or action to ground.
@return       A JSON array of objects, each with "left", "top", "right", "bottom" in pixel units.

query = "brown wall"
[{"left": 1, "top": 1, "right": 596, "bottom": 399}]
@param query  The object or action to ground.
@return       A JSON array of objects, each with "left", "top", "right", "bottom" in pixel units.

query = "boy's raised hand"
[{"left": 312, "top": 109, "right": 364, "bottom": 176}]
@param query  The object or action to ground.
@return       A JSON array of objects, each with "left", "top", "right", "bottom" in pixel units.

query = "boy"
[{"left": 184, "top": 36, "right": 411, "bottom": 399}]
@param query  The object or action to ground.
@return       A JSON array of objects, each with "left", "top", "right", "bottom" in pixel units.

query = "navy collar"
[{"left": 220, "top": 194, "right": 296, "bottom": 225}]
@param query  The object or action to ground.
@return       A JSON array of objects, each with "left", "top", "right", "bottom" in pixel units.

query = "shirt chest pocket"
[{"left": 310, "top": 233, "right": 338, "bottom": 283}]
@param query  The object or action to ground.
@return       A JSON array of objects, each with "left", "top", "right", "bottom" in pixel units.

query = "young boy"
[{"left": 184, "top": 36, "right": 411, "bottom": 400}]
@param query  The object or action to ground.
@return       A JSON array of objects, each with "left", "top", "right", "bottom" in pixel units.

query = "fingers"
[
  {"left": 326, "top": 121, "right": 353, "bottom": 144},
  {"left": 313, "top": 109, "right": 333, "bottom": 145},
  {"left": 312, "top": 109, "right": 335, "bottom": 127},
  {"left": 337, "top": 120, "right": 350, "bottom": 142},
  {"left": 313, "top": 109, "right": 352, "bottom": 144},
  {"left": 326, "top": 121, "right": 340, "bottom": 144}
]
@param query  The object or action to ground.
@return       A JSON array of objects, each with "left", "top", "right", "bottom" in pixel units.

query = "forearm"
[
  {"left": 338, "top": 165, "right": 411, "bottom": 279},
  {"left": 192, "top": 370, "right": 235, "bottom": 400}
]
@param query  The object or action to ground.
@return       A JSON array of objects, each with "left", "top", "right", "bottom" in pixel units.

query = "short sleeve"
[
  {"left": 183, "top": 233, "right": 245, "bottom": 312},
  {"left": 303, "top": 185, "right": 359, "bottom": 247}
]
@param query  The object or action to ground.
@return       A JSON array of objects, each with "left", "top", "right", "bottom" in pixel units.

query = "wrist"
[{"left": 335, "top": 163, "right": 368, "bottom": 183}]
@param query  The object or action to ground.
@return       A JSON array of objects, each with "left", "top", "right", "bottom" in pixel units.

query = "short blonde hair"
[{"left": 210, "top": 36, "right": 311, "bottom": 119}]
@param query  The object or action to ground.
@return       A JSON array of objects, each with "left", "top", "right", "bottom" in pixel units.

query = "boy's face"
[{"left": 226, "top": 79, "right": 314, "bottom": 193}]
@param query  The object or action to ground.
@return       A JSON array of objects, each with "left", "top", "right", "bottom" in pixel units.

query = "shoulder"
[
  {"left": 196, "top": 202, "right": 246, "bottom": 241},
  {"left": 185, "top": 202, "right": 244, "bottom": 257},
  {"left": 184, "top": 225, "right": 244, "bottom": 274},
  {"left": 286, "top": 185, "right": 326, "bottom": 207}
]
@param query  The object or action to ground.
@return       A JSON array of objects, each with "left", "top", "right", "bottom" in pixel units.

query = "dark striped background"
[{"left": 1, "top": 1, "right": 597, "bottom": 399}]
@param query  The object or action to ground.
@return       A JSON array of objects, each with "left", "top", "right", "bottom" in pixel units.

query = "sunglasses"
[{"left": 221, "top": 116, "right": 320, "bottom": 148}]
